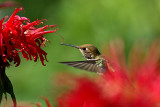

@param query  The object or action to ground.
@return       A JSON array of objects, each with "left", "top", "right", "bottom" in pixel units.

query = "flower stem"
[{"left": 0, "top": 66, "right": 17, "bottom": 107}]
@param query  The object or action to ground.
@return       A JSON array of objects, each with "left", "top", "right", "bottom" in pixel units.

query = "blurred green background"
[{"left": 1, "top": 0, "right": 160, "bottom": 106}]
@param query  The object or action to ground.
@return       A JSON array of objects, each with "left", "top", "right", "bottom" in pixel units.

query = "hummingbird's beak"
[{"left": 60, "top": 43, "right": 79, "bottom": 49}]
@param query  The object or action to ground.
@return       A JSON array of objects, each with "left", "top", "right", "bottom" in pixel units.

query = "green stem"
[{"left": 0, "top": 66, "right": 17, "bottom": 107}]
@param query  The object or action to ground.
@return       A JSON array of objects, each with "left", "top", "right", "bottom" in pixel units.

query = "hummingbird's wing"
[{"left": 59, "top": 60, "right": 105, "bottom": 73}]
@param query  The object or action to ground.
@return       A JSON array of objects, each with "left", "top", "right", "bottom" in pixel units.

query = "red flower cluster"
[
  {"left": 58, "top": 77, "right": 108, "bottom": 107},
  {"left": 57, "top": 40, "right": 160, "bottom": 107},
  {"left": 0, "top": 7, "right": 57, "bottom": 66}
]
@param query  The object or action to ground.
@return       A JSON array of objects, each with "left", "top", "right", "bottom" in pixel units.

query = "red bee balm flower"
[
  {"left": 0, "top": 7, "right": 57, "bottom": 107},
  {"left": 0, "top": 7, "right": 57, "bottom": 67}
]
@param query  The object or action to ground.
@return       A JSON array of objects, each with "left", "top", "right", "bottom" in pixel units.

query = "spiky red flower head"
[
  {"left": 0, "top": 7, "right": 57, "bottom": 66},
  {"left": 57, "top": 40, "right": 160, "bottom": 107}
]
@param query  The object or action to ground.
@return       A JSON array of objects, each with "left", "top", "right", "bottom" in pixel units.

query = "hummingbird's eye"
[{"left": 82, "top": 48, "right": 86, "bottom": 51}]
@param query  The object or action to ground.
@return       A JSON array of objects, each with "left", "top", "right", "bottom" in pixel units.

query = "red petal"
[{"left": 4, "top": 7, "right": 23, "bottom": 29}]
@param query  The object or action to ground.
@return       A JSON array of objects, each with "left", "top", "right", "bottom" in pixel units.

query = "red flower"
[
  {"left": 0, "top": 7, "right": 57, "bottom": 66},
  {"left": 57, "top": 40, "right": 160, "bottom": 107},
  {"left": 58, "top": 77, "right": 108, "bottom": 107}
]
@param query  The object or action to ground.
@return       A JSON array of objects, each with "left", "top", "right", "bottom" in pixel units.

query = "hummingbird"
[{"left": 59, "top": 43, "right": 107, "bottom": 74}]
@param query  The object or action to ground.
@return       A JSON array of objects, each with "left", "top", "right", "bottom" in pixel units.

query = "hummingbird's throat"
[
  {"left": 79, "top": 49, "right": 85, "bottom": 58},
  {"left": 79, "top": 49, "right": 95, "bottom": 60}
]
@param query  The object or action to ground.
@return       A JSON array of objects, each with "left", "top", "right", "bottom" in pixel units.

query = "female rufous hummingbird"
[{"left": 59, "top": 43, "right": 106, "bottom": 74}]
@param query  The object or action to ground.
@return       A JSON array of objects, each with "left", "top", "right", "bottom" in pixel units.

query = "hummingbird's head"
[
  {"left": 78, "top": 44, "right": 101, "bottom": 59},
  {"left": 60, "top": 43, "right": 101, "bottom": 60}
]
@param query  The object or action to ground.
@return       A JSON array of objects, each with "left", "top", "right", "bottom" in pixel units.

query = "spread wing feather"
[{"left": 59, "top": 60, "right": 104, "bottom": 72}]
